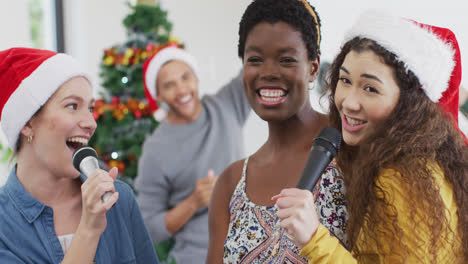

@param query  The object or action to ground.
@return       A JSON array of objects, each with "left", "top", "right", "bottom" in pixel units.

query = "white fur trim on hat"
[
  {"left": 1, "top": 54, "right": 91, "bottom": 150},
  {"left": 144, "top": 47, "right": 199, "bottom": 100},
  {"left": 343, "top": 9, "right": 455, "bottom": 102}
]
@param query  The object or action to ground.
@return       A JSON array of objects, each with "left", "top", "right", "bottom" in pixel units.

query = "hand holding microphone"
[
  {"left": 73, "top": 146, "right": 114, "bottom": 203},
  {"left": 73, "top": 146, "right": 119, "bottom": 235},
  {"left": 275, "top": 127, "right": 342, "bottom": 248}
]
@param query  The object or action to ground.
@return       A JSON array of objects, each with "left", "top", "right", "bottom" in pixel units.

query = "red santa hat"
[
  {"left": 143, "top": 44, "right": 199, "bottom": 120},
  {"left": 344, "top": 9, "right": 462, "bottom": 124},
  {"left": 0, "top": 47, "right": 91, "bottom": 150}
]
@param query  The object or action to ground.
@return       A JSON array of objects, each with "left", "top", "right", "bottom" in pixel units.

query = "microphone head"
[
  {"left": 313, "top": 127, "right": 342, "bottom": 156},
  {"left": 72, "top": 146, "right": 98, "bottom": 171}
]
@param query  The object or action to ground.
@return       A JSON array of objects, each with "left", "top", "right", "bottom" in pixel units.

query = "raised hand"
[{"left": 190, "top": 169, "right": 218, "bottom": 209}]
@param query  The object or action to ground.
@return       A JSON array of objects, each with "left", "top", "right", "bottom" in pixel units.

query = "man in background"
[{"left": 135, "top": 46, "right": 250, "bottom": 264}]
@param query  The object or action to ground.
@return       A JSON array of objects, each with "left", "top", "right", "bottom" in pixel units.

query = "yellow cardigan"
[{"left": 300, "top": 164, "right": 462, "bottom": 263}]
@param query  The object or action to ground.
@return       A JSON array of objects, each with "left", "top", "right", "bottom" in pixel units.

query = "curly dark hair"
[
  {"left": 238, "top": 0, "right": 321, "bottom": 61},
  {"left": 326, "top": 37, "right": 468, "bottom": 262}
]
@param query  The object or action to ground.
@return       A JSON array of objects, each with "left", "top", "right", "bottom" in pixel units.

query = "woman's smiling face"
[
  {"left": 24, "top": 76, "right": 96, "bottom": 178},
  {"left": 334, "top": 50, "right": 400, "bottom": 146},
  {"left": 242, "top": 21, "right": 318, "bottom": 122}
]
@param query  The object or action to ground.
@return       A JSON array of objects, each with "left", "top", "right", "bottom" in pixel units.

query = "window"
[{"left": 28, "top": 0, "right": 64, "bottom": 52}]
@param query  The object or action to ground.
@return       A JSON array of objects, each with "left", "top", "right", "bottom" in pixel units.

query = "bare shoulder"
[{"left": 216, "top": 158, "right": 246, "bottom": 197}]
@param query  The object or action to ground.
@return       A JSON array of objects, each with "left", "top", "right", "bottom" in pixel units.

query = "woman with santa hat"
[
  {"left": 274, "top": 9, "right": 468, "bottom": 263},
  {"left": 0, "top": 48, "right": 159, "bottom": 263}
]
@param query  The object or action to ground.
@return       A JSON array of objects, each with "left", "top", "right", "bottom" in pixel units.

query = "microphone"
[
  {"left": 296, "top": 127, "right": 342, "bottom": 191},
  {"left": 72, "top": 146, "right": 113, "bottom": 203}
]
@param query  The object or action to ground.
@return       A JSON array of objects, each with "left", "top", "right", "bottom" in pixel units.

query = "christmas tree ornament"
[
  {"left": 137, "top": 0, "right": 157, "bottom": 7},
  {"left": 90, "top": 2, "right": 179, "bottom": 181}
]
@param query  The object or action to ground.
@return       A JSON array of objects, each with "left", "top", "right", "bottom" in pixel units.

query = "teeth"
[
  {"left": 346, "top": 116, "right": 365, "bottom": 126},
  {"left": 262, "top": 97, "right": 282, "bottom": 102},
  {"left": 179, "top": 95, "right": 192, "bottom": 104},
  {"left": 67, "top": 137, "right": 88, "bottom": 146},
  {"left": 259, "top": 89, "right": 285, "bottom": 97}
]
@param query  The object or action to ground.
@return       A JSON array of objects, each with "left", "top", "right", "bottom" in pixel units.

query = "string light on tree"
[{"left": 90, "top": 1, "right": 182, "bottom": 183}]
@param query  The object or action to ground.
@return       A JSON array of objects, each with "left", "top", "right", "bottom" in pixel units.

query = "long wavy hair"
[{"left": 327, "top": 37, "right": 468, "bottom": 262}]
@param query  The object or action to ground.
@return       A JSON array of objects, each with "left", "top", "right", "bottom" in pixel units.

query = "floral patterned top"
[{"left": 223, "top": 157, "right": 348, "bottom": 264}]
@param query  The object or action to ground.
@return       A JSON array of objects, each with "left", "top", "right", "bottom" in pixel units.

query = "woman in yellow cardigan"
[{"left": 273, "top": 9, "right": 468, "bottom": 263}]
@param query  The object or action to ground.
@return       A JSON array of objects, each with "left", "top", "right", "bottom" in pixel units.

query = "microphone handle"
[
  {"left": 296, "top": 145, "right": 333, "bottom": 191},
  {"left": 80, "top": 157, "right": 114, "bottom": 203},
  {"left": 101, "top": 192, "right": 114, "bottom": 203}
]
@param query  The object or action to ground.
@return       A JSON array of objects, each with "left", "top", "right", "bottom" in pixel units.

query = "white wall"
[
  {"left": 1, "top": 0, "right": 468, "bottom": 185},
  {"left": 0, "top": 0, "right": 31, "bottom": 50}
]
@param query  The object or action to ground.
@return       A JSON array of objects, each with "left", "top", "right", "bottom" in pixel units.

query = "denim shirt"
[{"left": 0, "top": 166, "right": 159, "bottom": 263}]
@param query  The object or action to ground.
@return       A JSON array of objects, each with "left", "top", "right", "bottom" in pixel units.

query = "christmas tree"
[{"left": 90, "top": 0, "right": 181, "bottom": 186}]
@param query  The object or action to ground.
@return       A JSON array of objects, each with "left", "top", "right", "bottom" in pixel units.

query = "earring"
[
  {"left": 309, "top": 81, "right": 316, "bottom": 91},
  {"left": 27, "top": 135, "right": 33, "bottom": 144}
]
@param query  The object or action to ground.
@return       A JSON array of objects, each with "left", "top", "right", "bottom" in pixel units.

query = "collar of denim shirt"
[{"left": 4, "top": 165, "right": 86, "bottom": 223}]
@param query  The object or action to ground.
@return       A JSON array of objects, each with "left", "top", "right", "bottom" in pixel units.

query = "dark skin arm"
[{"left": 206, "top": 160, "right": 244, "bottom": 264}]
